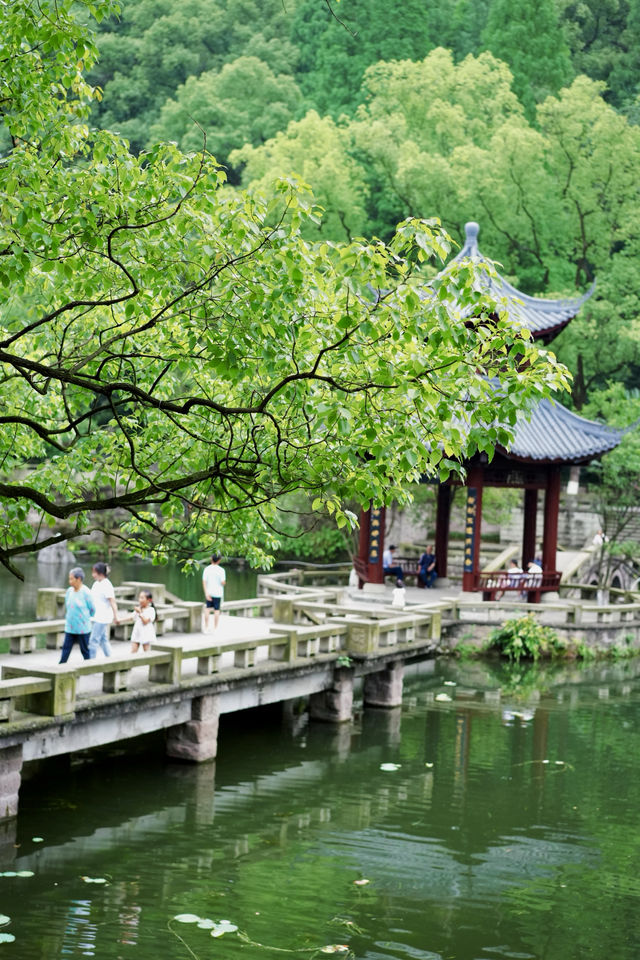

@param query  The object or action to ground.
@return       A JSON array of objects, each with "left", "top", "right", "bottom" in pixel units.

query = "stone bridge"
[{"left": 1, "top": 570, "right": 640, "bottom": 821}]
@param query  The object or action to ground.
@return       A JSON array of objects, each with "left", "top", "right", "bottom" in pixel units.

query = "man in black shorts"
[{"left": 202, "top": 553, "right": 226, "bottom": 632}]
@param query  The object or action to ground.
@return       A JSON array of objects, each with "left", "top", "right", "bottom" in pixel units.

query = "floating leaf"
[
  {"left": 0, "top": 917, "right": 9, "bottom": 927},
  {"left": 197, "top": 919, "right": 216, "bottom": 929},
  {"left": 81, "top": 877, "right": 107, "bottom": 884},
  {"left": 379, "top": 763, "right": 401, "bottom": 771},
  {"left": 211, "top": 920, "right": 238, "bottom": 937},
  {"left": 443, "top": 681, "right": 456, "bottom": 686},
  {"left": 0, "top": 933, "right": 14, "bottom": 943},
  {"left": 320, "top": 945, "right": 349, "bottom": 953},
  {"left": 0, "top": 873, "right": 16, "bottom": 878},
  {"left": 353, "top": 879, "right": 370, "bottom": 886},
  {"left": 16, "top": 871, "right": 34, "bottom": 878},
  {"left": 425, "top": 762, "right": 434, "bottom": 768},
  {"left": 31, "top": 838, "right": 43, "bottom": 843},
  {"left": 435, "top": 693, "right": 452, "bottom": 702},
  {"left": 173, "top": 914, "right": 200, "bottom": 924}
]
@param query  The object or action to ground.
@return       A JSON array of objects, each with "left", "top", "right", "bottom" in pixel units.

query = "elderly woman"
[{"left": 59, "top": 566, "right": 95, "bottom": 664}]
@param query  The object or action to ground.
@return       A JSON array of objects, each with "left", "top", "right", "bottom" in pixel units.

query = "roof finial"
[{"left": 464, "top": 221, "right": 480, "bottom": 254}]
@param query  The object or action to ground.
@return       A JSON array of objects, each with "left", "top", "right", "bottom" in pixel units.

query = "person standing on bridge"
[
  {"left": 202, "top": 553, "right": 226, "bottom": 632},
  {"left": 88, "top": 562, "right": 119, "bottom": 658},
  {"left": 131, "top": 591, "right": 156, "bottom": 653},
  {"left": 59, "top": 567, "right": 95, "bottom": 663}
]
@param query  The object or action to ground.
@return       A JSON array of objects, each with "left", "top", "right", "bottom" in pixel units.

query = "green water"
[
  {"left": 3, "top": 656, "right": 640, "bottom": 958},
  {"left": 0, "top": 556, "right": 257, "bottom": 624}
]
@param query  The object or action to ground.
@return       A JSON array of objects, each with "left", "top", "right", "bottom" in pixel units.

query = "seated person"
[
  {"left": 418, "top": 546, "right": 437, "bottom": 588},
  {"left": 383, "top": 544, "right": 404, "bottom": 582},
  {"left": 526, "top": 559, "right": 543, "bottom": 587},
  {"left": 506, "top": 559, "right": 524, "bottom": 587}
]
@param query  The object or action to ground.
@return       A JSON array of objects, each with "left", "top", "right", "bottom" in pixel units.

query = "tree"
[
  {"left": 90, "top": 0, "right": 299, "bottom": 152},
  {"left": 148, "top": 56, "right": 303, "bottom": 178},
  {"left": 341, "top": 55, "right": 640, "bottom": 403},
  {"left": 291, "top": 0, "right": 436, "bottom": 117},
  {"left": 0, "top": 0, "right": 568, "bottom": 577},
  {"left": 232, "top": 110, "right": 370, "bottom": 240},
  {"left": 557, "top": 0, "right": 636, "bottom": 108},
  {"left": 581, "top": 386, "right": 640, "bottom": 587},
  {"left": 482, "top": 0, "right": 573, "bottom": 118}
]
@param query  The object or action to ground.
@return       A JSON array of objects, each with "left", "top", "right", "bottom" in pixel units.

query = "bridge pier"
[
  {"left": 166, "top": 694, "right": 220, "bottom": 762},
  {"left": 363, "top": 661, "right": 404, "bottom": 708},
  {"left": 309, "top": 667, "right": 353, "bottom": 723},
  {"left": 0, "top": 745, "right": 22, "bottom": 821}
]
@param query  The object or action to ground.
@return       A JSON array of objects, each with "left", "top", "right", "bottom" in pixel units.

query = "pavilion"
[{"left": 356, "top": 223, "right": 622, "bottom": 600}]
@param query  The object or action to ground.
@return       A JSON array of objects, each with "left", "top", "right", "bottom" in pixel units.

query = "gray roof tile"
[{"left": 504, "top": 398, "right": 622, "bottom": 463}]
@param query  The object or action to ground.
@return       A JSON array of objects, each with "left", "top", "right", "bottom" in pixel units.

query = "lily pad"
[
  {"left": 0, "top": 873, "right": 16, "bottom": 878},
  {"left": 379, "top": 763, "right": 401, "bottom": 771},
  {"left": 353, "top": 879, "right": 370, "bottom": 886},
  {"left": 0, "top": 917, "right": 9, "bottom": 927},
  {"left": 31, "top": 838, "right": 43, "bottom": 843},
  {"left": 435, "top": 693, "right": 452, "bottom": 702},
  {"left": 197, "top": 919, "right": 216, "bottom": 929},
  {"left": 443, "top": 681, "right": 456, "bottom": 686},
  {"left": 320, "top": 946, "right": 349, "bottom": 953},
  {"left": 81, "top": 877, "right": 107, "bottom": 884},
  {"left": 173, "top": 914, "right": 201, "bottom": 924},
  {"left": 210, "top": 920, "right": 238, "bottom": 937},
  {"left": 0, "top": 933, "right": 14, "bottom": 943},
  {"left": 16, "top": 871, "right": 34, "bottom": 878}
]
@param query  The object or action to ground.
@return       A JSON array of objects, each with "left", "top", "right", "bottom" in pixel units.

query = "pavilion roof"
[
  {"left": 501, "top": 397, "right": 622, "bottom": 464},
  {"left": 451, "top": 222, "right": 595, "bottom": 341}
]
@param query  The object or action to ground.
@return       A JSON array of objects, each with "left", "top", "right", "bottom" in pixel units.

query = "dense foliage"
[
  {"left": 80, "top": 0, "right": 640, "bottom": 416},
  {"left": 0, "top": 0, "right": 569, "bottom": 575}
]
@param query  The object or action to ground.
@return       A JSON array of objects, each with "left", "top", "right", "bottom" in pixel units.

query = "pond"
[
  {"left": 0, "top": 556, "right": 258, "bottom": 624},
  {"left": 2, "top": 655, "right": 640, "bottom": 959}
]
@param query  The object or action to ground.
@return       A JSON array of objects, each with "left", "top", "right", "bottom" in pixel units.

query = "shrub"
[{"left": 487, "top": 615, "right": 565, "bottom": 662}]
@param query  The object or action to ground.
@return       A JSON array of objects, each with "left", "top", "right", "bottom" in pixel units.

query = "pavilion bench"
[
  {"left": 473, "top": 570, "right": 562, "bottom": 602},
  {"left": 352, "top": 555, "right": 425, "bottom": 587}
]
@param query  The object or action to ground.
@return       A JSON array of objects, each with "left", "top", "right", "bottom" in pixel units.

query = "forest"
[
  {"left": 2, "top": 0, "right": 640, "bottom": 569},
  {"left": 87, "top": 0, "right": 640, "bottom": 412}
]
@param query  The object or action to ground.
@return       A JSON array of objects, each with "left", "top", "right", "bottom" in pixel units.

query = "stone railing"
[
  {"left": 0, "top": 601, "right": 444, "bottom": 721},
  {"left": 447, "top": 596, "right": 640, "bottom": 627},
  {"left": 0, "top": 600, "right": 202, "bottom": 655}
]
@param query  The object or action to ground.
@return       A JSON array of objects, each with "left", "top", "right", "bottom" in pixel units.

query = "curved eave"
[
  {"left": 450, "top": 222, "right": 595, "bottom": 337},
  {"left": 496, "top": 397, "right": 622, "bottom": 465}
]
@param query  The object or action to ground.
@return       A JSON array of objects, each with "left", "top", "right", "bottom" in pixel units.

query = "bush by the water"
[{"left": 487, "top": 615, "right": 568, "bottom": 662}]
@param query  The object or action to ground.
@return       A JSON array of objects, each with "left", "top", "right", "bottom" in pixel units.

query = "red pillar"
[
  {"left": 542, "top": 468, "right": 561, "bottom": 574},
  {"left": 522, "top": 488, "right": 538, "bottom": 567},
  {"left": 462, "top": 465, "right": 483, "bottom": 592},
  {"left": 357, "top": 506, "right": 385, "bottom": 585},
  {"left": 435, "top": 484, "right": 452, "bottom": 578}
]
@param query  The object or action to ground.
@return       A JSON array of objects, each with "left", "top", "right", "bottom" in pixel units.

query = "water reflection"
[{"left": 3, "top": 658, "right": 640, "bottom": 959}]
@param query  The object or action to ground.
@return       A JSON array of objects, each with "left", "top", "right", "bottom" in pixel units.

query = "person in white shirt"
[
  {"left": 202, "top": 553, "right": 226, "bottom": 632},
  {"left": 131, "top": 591, "right": 156, "bottom": 652},
  {"left": 382, "top": 544, "right": 404, "bottom": 582},
  {"left": 88, "top": 562, "right": 119, "bottom": 658}
]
